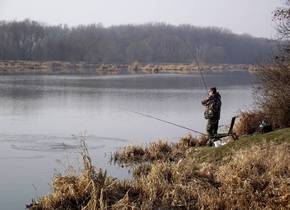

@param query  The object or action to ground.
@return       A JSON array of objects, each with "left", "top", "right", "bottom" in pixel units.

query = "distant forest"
[{"left": 0, "top": 19, "right": 276, "bottom": 64}]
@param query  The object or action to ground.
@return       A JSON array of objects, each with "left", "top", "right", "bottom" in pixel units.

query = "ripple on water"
[{"left": 2, "top": 134, "right": 129, "bottom": 152}]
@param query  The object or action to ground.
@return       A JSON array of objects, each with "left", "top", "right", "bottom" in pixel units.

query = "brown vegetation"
[
  {"left": 29, "top": 129, "right": 290, "bottom": 210},
  {"left": 254, "top": 61, "right": 290, "bottom": 128},
  {"left": 128, "top": 62, "right": 251, "bottom": 74},
  {"left": 112, "top": 135, "right": 207, "bottom": 166},
  {"left": 0, "top": 60, "right": 120, "bottom": 75},
  {"left": 0, "top": 60, "right": 251, "bottom": 75},
  {"left": 234, "top": 111, "right": 266, "bottom": 136},
  {"left": 209, "top": 143, "right": 290, "bottom": 209}
]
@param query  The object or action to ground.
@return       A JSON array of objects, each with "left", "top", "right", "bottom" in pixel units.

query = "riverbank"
[
  {"left": 0, "top": 60, "right": 253, "bottom": 75},
  {"left": 28, "top": 128, "right": 290, "bottom": 209}
]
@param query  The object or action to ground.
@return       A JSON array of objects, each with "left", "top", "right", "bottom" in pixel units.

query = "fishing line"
[{"left": 122, "top": 109, "right": 206, "bottom": 135}]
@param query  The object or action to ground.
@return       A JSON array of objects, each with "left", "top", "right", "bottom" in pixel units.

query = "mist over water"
[{"left": 0, "top": 72, "right": 255, "bottom": 210}]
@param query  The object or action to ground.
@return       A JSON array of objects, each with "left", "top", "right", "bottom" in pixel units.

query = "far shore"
[{"left": 0, "top": 60, "right": 255, "bottom": 75}]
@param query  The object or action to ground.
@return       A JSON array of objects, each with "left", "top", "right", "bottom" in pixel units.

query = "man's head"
[{"left": 208, "top": 87, "right": 217, "bottom": 96}]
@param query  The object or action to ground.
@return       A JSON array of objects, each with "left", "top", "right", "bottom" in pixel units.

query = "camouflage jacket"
[{"left": 201, "top": 92, "right": 221, "bottom": 120}]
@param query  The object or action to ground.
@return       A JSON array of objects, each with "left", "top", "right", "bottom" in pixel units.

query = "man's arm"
[{"left": 201, "top": 97, "right": 209, "bottom": 106}]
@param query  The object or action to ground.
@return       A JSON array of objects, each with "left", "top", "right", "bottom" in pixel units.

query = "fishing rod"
[
  {"left": 193, "top": 56, "right": 208, "bottom": 94},
  {"left": 179, "top": 38, "right": 209, "bottom": 94},
  {"left": 123, "top": 109, "right": 206, "bottom": 135}
]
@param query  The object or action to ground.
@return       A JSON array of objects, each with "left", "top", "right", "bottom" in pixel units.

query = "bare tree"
[{"left": 255, "top": 1, "right": 290, "bottom": 128}]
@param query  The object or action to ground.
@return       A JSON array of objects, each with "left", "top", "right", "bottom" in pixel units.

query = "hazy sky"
[{"left": 0, "top": 0, "right": 286, "bottom": 38}]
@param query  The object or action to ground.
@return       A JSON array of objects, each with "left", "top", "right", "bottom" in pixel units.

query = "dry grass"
[
  {"left": 29, "top": 139, "right": 134, "bottom": 210},
  {"left": 112, "top": 134, "right": 207, "bottom": 166},
  {"left": 29, "top": 129, "right": 290, "bottom": 210},
  {"left": 212, "top": 143, "right": 290, "bottom": 209},
  {"left": 234, "top": 111, "right": 266, "bottom": 136},
  {"left": 126, "top": 62, "right": 251, "bottom": 74}
]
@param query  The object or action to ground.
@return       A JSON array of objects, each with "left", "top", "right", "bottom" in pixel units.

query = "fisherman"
[{"left": 201, "top": 87, "right": 221, "bottom": 145}]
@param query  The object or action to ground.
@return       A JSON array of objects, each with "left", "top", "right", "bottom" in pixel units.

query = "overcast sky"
[{"left": 0, "top": 0, "right": 286, "bottom": 38}]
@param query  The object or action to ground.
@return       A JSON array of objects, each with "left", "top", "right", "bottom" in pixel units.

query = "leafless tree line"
[{"left": 0, "top": 20, "right": 276, "bottom": 64}]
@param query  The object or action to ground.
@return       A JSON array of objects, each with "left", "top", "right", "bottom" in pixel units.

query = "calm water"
[{"left": 0, "top": 72, "right": 255, "bottom": 209}]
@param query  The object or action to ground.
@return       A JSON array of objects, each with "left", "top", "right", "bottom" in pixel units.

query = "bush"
[
  {"left": 234, "top": 111, "right": 266, "bottom": 136},
  {"left": 255, "top": 59, "right": 290, "bottom": 128}
]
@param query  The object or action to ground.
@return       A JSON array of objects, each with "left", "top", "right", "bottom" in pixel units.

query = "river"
[{"left": 0, "top": 72, "right": 255, "bottom": 209}]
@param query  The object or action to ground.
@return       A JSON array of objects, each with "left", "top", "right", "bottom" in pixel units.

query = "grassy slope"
[{"left": 192, "top": 128, "right": 290, "bottom": 164}]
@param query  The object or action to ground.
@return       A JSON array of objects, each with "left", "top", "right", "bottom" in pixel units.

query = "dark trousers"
[{"left": 206, "top": 119, "right": 219, "bottom": 138}]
